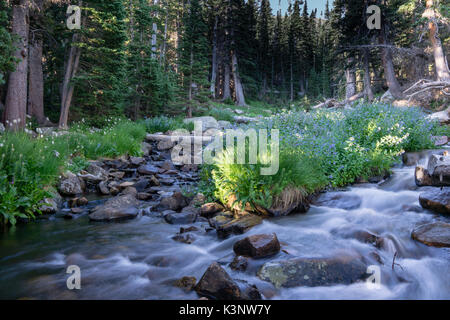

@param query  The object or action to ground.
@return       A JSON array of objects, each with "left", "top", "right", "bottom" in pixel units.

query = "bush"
[
  {"left": 200, "top": 103, "right": 443, "bottom": 209},
  {"left": 142, "top": 116, "right": 193, "bottom": 133}
]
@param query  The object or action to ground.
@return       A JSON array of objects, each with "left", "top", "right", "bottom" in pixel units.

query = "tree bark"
[
  {"left": 425, "top": 0, "right": 450, "bottom": 81},
  {"left": 210, "top": 15, "right": 218, "bottom": 98},
  {"left": 380, "top": 28, "right": 403, "bottom": 98},
  {"left": 28, "top": 36, "right": 46, "bottom": 125},
  {"left": 363, "top": 48, "right": 374, "bottom": 101},
  {"left": 231, "top": 50, "right": 246, "bottom": 106},
  {"left": 4, "top": 0, "right": 29, "bottom": 131},
  {"left": 222, "top": 60, "right": 231, "bottom": 100},
  {"left": 345, "top": 57, "right": 356, "bottom": 99}
]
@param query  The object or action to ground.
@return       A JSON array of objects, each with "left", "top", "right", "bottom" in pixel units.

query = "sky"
[{"left": 269, "top": 0, "right": 329, "bottom": 17}]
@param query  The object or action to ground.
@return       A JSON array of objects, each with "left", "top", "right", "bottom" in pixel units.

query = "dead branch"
[{"left": 404, "top": 79, "right": 450, "bottom": 101}]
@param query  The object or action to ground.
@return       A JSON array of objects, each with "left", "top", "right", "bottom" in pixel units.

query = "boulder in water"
[
  {"left": 174, "top": 276, "right": 197, "bottom": 292},
  {"left": 58, "top": 172, "right": 85, "bottom": 196},
  {"left": 257, "top": 255, "right": 367, "bottom": 288},
  {"left": 427, "top": 153, "right": 450, "bottom": 185},
  {"left": 411, "top": 222, "right": 450, "bottom": 247},
  {"left": 89, "top": 194, "right": 140, "bottom": 221},
  {"left": 233, "top": 233, "right": 281, "bottom": 258},
  {"left": 156, "top": 192, "right": 189, "bottom": 211},
  {"left": 194, "top": 262, "right": 242, "bottom": 300},
  {"left": 216, "top": 214, "right": 263, "bottom": 239},
  {"left": 419, "top": 188, "right": 450, "bottom": 215},
  {"left": 201, "top": 202, "right": 224, "bottom": 218},
  {"left": 230, "top": 256, "right": 249, "bottom": 271}
]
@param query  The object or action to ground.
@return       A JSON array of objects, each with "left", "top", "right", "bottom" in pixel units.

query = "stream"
[{"left": 0, "top": 152, "right": 449, "bottom": 300}]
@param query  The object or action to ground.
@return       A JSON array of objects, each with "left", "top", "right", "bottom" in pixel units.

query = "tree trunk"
[
  {"left": 59, "top": 33, "right": 81, "bottom": 129},
  {"left": 222, "top": 60, "right": 231, "bottom": 100},
  {"left": 363, "top": 48, "right": 374, "bottom": 101},
  {"left": 187, "top": 48, "right": 193, "bottom": 118},
  {"left": 231, "top": 50, "right": 246, "bottom": 107},
  {"left": 289, "top": 53, "right": 294, "bottom": 101},
  {"left": 210, "top": 15, "right": 218, "bottom": 99},
  {"left": 345, "top": 57, "right": 356, "bottom": 99},
  {"left": 28, "top": 37, "right": 46, "bottom": 125},
  {"left": 4, "top": 0, "right": 29, "bottom": 131},
  {"left": 425, "top": 0, "right": 450, "bottom": 81},
  {"left": 380, "top": 30, "right": 403, "bottom": 98}
]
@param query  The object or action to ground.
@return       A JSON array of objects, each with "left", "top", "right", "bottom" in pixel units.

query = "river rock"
[
  {"left": 129, "top": 156, "right": 145, "bottom": 166},
  {"left": 209, "top": 212, "right": 234, "bottom": 229},
  {"left": 39, "top": 197, "right": 59, "bottom": 214},
  {"left": 98, "top": 181, "right": 110, "bottom": 195},
  {"left": 172, "top": 233, "right": 195, "bottom": 244},
  {"left": 86, "top": 163, "right": 108, "bottom": 180},
  {"left": 183, "top": 116, "right": 219, "bottom": 132},
  {"left": 157, "top": 192, "right": 189, "bottom": 211},
  {"left": 137, "top": 164, "right": 159, "bottom": 175},
  {"left": 164, "top": 211, "right": 197, "bottom": 224},
  {"left": 312, "top": 192, "right": 362, "bottom": 210},
  {"left": 257, "top": 255, "right": 367, "bottom": 288},
  {"left": 194, "top": 262, "right": 242, "bottom": 300},
  {"left": 141, "top": 142, "right": 152, "bottom": 156},
  {"left": 189, "top": 193, "right": 206, "bottom": 207},
  {"left": 427, "top": 153, "right": 450, "bottom": 185},
  {"left": 230, "top": 256, "right": 248, "bottom": 271},
  {"left": 216, "top": 214, "right": 263, "bottom": 239},
  {"left": 157, "top": 138, "right": 175, "bottom": 151},
  {"left": 201, "top": 202, "right": 224, "bottom": 218},
  {"left": 122, "top": 186, "right": 137, "bottom": 197},
  {"left": 411, "top": 222, "right": 450, "bottom": 247},
  {"left": 432, "top": 136, "right": 449, "bottom": 146},
  {"left": 419, "top": 188, "right": 450, "bottom": 215},
  {"left": 233, "top": 233, "right": 280, "bottom": 258},
  {"left": 89, "top": 194, "right": 140, "bottom": 221},
  {"left": 174, "top": 276, "right": 197, "bottom": 292},
  {"left": 58, "top": 172, "right": 85, "bottom": 196},
  {"left": 415, "top": 166, "right": 434, "bottom": 186}
]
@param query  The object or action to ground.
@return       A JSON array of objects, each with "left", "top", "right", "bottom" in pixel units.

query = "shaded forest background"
[{"left": 0, "top": 0, "right": 449, "bottom": 130}]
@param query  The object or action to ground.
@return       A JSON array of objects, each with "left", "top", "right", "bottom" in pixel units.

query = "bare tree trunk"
[
  {"left": 187, "top": 48, "right": 193, "bottom": 118},
  {"left": 231, "top": 50, "right": 246, "bottom": 107},
  {"left": 425, "top": 0, "right": 450, "bottom": 81},
  {"left": 345, "top": 59, "right": 356, "bottom": 99},
  {"left": 363, "top": 48, "right": 374, "bottom": 101},
  {"left": 210, "top": 15, "right": 218, "bottom": 98},
  {"left": 4, "top": 0, "right": 29, "bottom": 131}
]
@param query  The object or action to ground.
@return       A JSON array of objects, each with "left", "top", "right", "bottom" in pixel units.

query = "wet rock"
[
  {"left": 432, "top": 136, "right": 449, "bottom": 146},
  {"left": 174, "top": 276, "right": 197, "bottom": 292},
  {"left": 240, "top": 284, "right": 262, "bottom": 300},
  {"left": 415, "top": 166, "right": 434, "bottom": 186},
  {"left": 312, "top": 192, "right": 362, "bottom": 210},
  {"left": 39, "top": 197, "right": 60, "bottom": 214},
  {"left": 118, "top": 181, "right": 135, "bottom": 189},
  {"left": 216, "top": 214, "right": 263, "bottom": 239},
  {"left": 208, "top": 212, "right": 234, "bottom": 229},
  {"left": 137, "top": 192, "right": 152, "bottom": 200},
  {"left": 157, "top": 139, "right": 175, "bottom": 151},
  {"left": 419, "top": 188, "right": 450, "bottom": 215},
  {"left": 109, "top": 171, "right": 125, "bottom": 180},
  {"left": 164, "top": 211, "right": 197, "bottom": 225},
  {"left": 122, "top": 186, "right": 137, "bottom": 197},
  {"left": 89, "top": 194, "right": 140, "bottom": 221},
  {"left": 181, "top": 164, "right": 198, "bottom": 172},
  {"left": 58, "top": 172, "right": 85, "bottom": 196},
  {"left": 427, "top": 153, "right": 450, "bottom": 185},
  {"left": 230, "top": 256, "right": 248, "bottom": 271},
  {"left": 411, "top": 222, "right": 450, "bottom": 247},
  {"left": 71, "top": 207, "right": 84, "bottom": 214},
  {"left": 137, "top": 164, "right": 159, "bottom": 175},
  {"left": 180, "top": 226, "right": 198, "bottom": 233},
  {"left": 194, "top": 262, "right": 242, "bottom": 300},
  {"left": 201, "top": 202, "right": 224, "bottom": 218},
  {"left": 340, "top": 229, "right": 384, "bottom": 248},
  {"left": 257, "top": 255, "right": 367, "bottom": 288},
  {"left": 401, "top": 204, "right": 424, "bottom": 213},
  {"left": 86, "top": 163, "right": 108, "bottom": 180},
  {"left": 172, "top": 233, "right": 195, "bottom": 244},
  {"left": 98, "top": 181, "right": 110, "bottom": 195},
  {"left": 403, "top": 152, "right": 422, "bottom": 166},
  {"left": 190, "top": 193, "right": 206, "bottom": 207},
  {"left": 161, "top": 160, "right": 175, "bottom": 171},
  {"left": 134, "top": 179, "right": 149, "bottom": 192},
  {"left": 233, "top": 233, "right": 280, "bottom": 258},
  {"left": 149, "top": 175, "right": 160, "bottom": 186},
  {"left": 141, "top": 142, "right": 152, "bottom": 155},
  {"left": 130, "top": 157, "right": 145, "bottom": 166},
  {"left": 157, "top": 192, "right": 189, "bottom": 211}
]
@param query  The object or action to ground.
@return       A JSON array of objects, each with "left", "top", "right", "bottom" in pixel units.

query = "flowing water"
[{"left": 0, "top": 153, "right": 449, "bottom": 300}]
